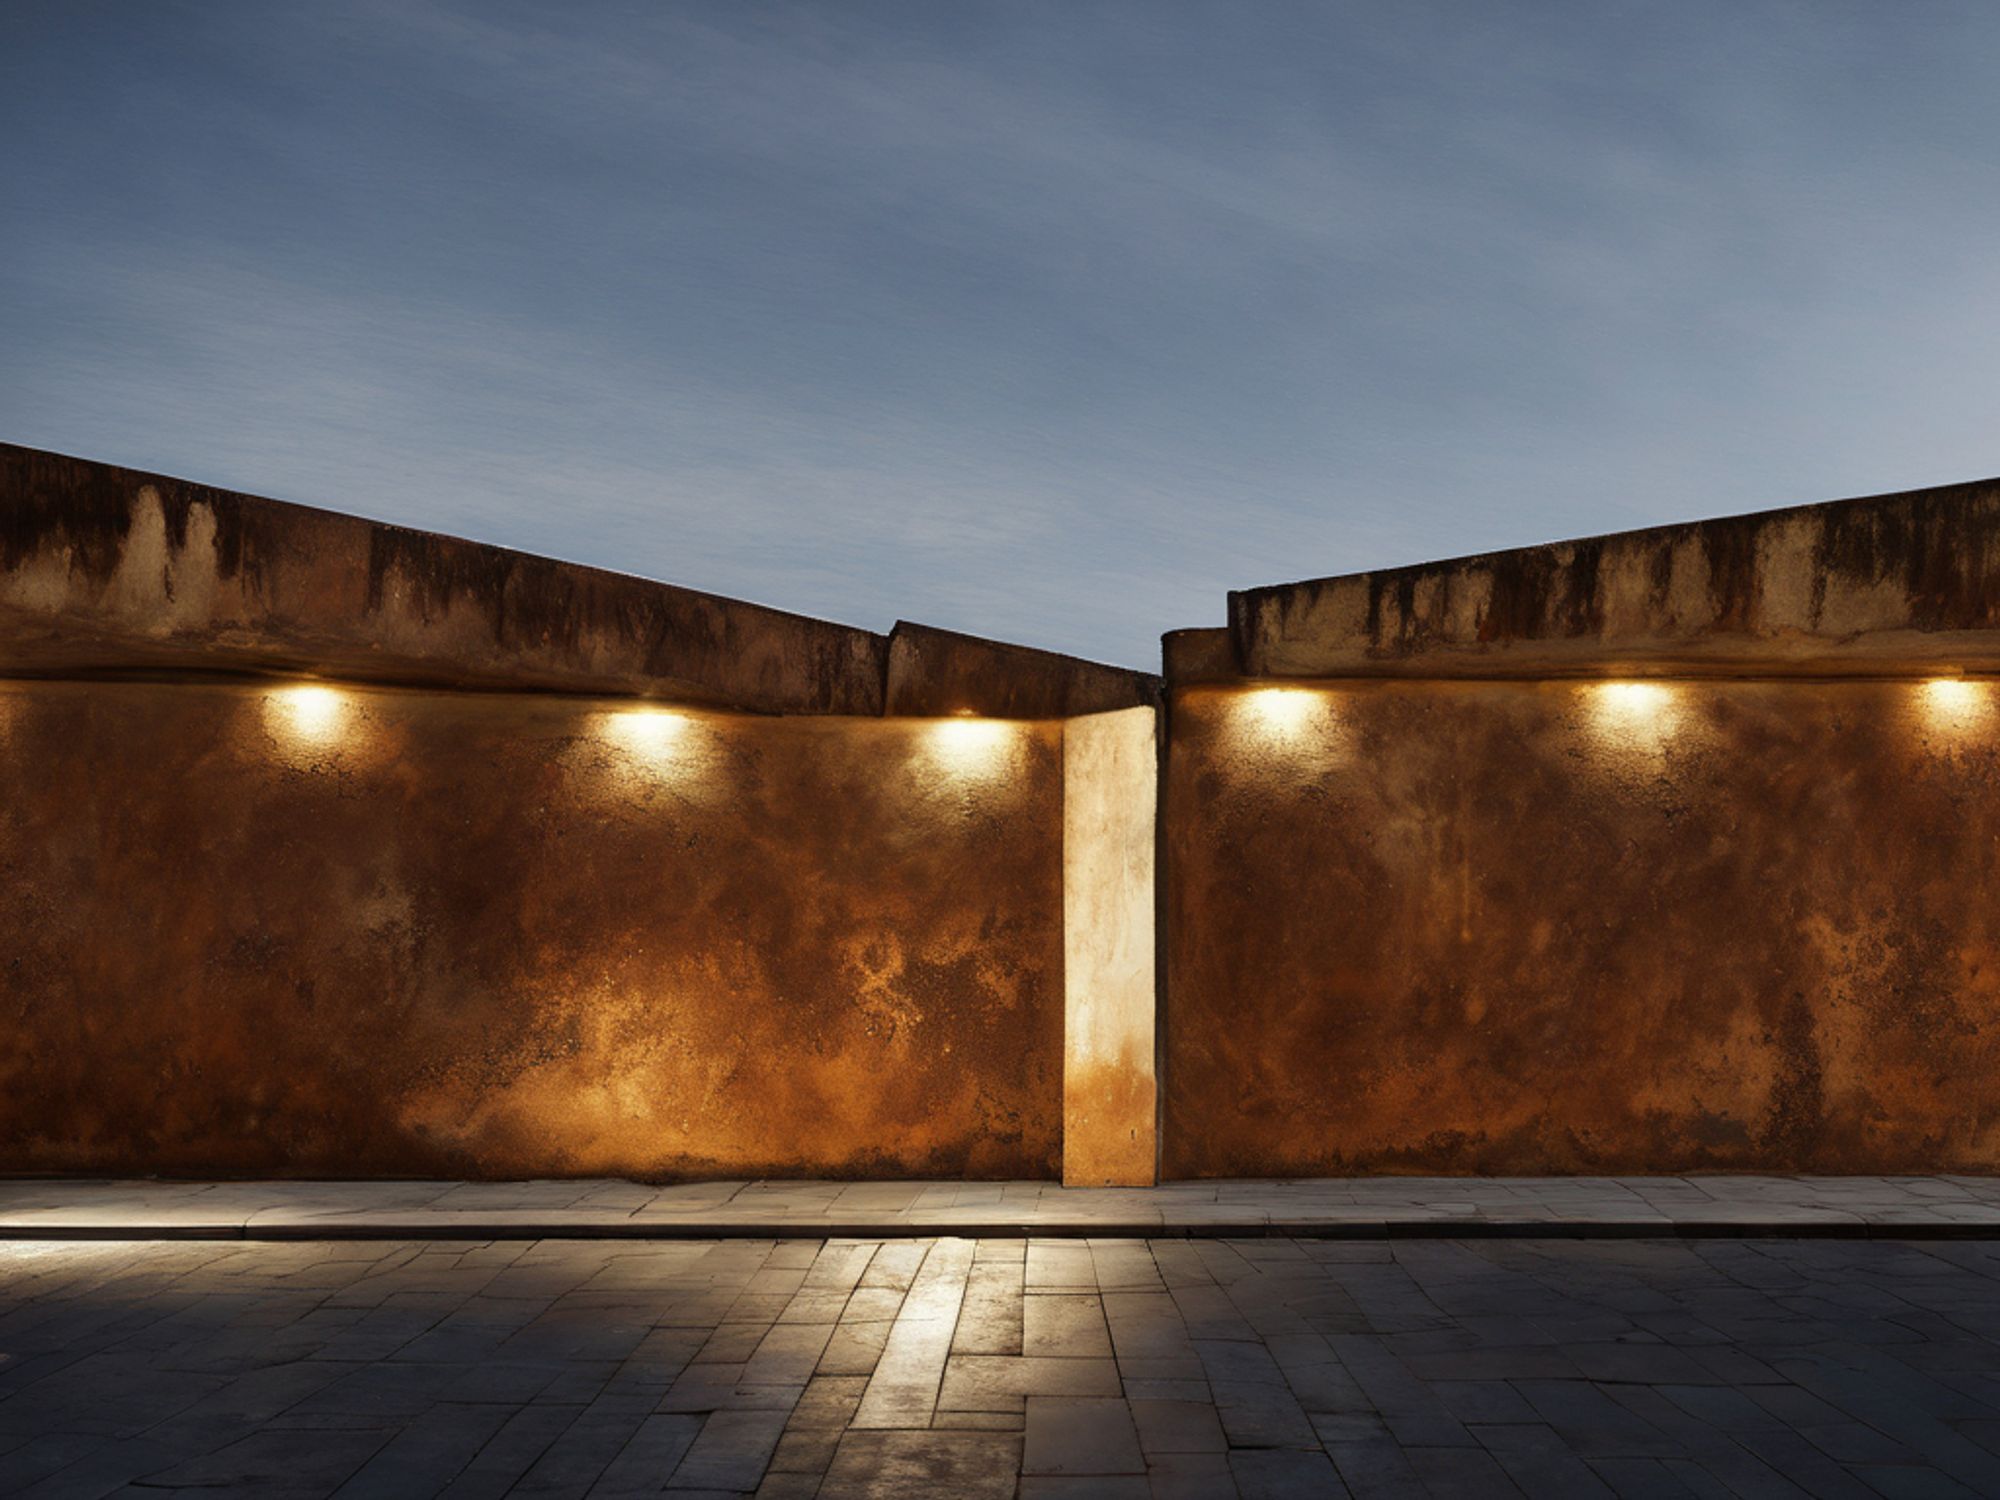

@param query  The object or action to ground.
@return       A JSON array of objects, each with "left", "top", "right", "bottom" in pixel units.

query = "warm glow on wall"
[
  {"left": 1213, "top": 685, "right": 1351, "bottom": 780},
  {"left": 1580, "top": 680, "right": 1684, "bottom": 767},
  {"left": 928, "top": 712, "right": 1016, "bottom": 774},
  {"left": 1589, "top": 681, "right": 1672, "bottom": 724},
  {"left": 603, "top": 706, "right": 690, "bottom": 760},
  {"left": 1917, "top": 677, "right": 1994, "bottom": 735},
  {"left": 1243, "top": 687, "right": 1318, "bottom": 738},
  {"left": 264, "top": 684, "right": 347, "bottom": 741},
  {"left": 581, "top": 704, "right": 722, "bottom": 797}
]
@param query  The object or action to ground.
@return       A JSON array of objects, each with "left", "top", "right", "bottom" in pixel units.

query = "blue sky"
[{"left": 6, "top": 2, "right": 1999, "bottom": 668}]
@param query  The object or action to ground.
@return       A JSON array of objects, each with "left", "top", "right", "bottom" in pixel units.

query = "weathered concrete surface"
[
  {"left": 1231, "top": 476, "right": 2000, "bottom": 679},
  {"left": 885, "top": 622, "right": 1159, "bottom": 719},
  {"left": 1060, "top": 707, "right": 1159, "bottom": 1186},
  {"left": 1, "top": 445, "right": 1165, "bottom": 717},
  {"left": 1166, "top": 678, "right": 2000, "bottom": 1177},
  {"left": 0, "top": 679, "right": 1064, "bottom": 1178},
  {"left": 1160, "top": 627, "right": 1236, "bottom": 686},
  {"left": 0, "top": 443, "right": 895, "bottom": 711}
]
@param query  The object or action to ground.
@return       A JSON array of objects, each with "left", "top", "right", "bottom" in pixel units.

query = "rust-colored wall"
[
  {"left": 1166, "top": 678, "right": 2000, "bottom": 1176},
  {"left": 0, "top": 680, "right": 1064, "bottom": 1178}
]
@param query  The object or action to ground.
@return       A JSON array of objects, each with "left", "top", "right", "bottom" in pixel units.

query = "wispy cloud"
[{"left": 6, "top": 1, "right": 2000, "bottom": 666}]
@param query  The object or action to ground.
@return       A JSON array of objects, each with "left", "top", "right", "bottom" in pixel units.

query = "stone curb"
[{"left": 6, "top": 1217, "right": 1999, "bottom": 1241}]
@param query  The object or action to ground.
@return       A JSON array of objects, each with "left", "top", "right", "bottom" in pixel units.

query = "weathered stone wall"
[
  {"left": 0, "top": 444, "right": 1161, "bottom": 720},
  {"left": 22, "top": 441, "right": 2000, "bottom": 1183},
  {"left": 1232, "top": 475, "right": 2000, "bottom": 679},
  {"left": 1165, "top": 678, "right": 2000, "bottom": 1176},
  {"left": 0, "top": 444, "right": 890, "bottom": 712},
  {"left": 0, "top": 679, "right": 1065, "bottom": 1178}
]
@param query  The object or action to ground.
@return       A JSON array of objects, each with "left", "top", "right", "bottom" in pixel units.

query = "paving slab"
[{"left": 12, "top": 1235, "right": 2000, "bottom": 1496}]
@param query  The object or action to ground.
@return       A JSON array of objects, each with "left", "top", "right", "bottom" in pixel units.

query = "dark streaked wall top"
[
  {"left": 1224, "top": 477, "right": 2000, "bottom": 681},
  {"left": 885, "top": 623, "right": 1161, "bottom": 718},
  {"left": 0, "top": 445, "right": 1160, "bottom": 717},
  {"left": 22, "top": 444, "right": 2000, "bottom": 697}
]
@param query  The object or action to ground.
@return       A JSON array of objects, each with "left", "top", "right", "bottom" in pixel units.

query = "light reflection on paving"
[{"left": 7, "top": 1235, "right": 2000, "bottom": 1495}]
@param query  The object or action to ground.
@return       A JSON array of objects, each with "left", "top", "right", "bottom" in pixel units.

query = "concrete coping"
[
  {"left": 0, "top": 444, "right": 1160, "bottom": 719},
  {"left": 1213, "top": 475, "right": 2000, "bottom": 683}
]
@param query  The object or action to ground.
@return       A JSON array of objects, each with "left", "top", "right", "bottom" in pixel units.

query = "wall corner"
[{"left": 1061, "top": 704, "right": 1160, "bottom": 1187}]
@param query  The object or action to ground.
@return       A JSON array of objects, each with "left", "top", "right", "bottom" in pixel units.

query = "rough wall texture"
[
  {"left": 21, "top": 442, "right": 2000, "bottom": 1183},
  {"left": 1231, "top": 475, "right": 2000, "bottom": 680},
  {"left": 0, "top": 680, "right": 1064, "bottom": 1178},
  {"left": 1166, "top": 679, "right": 2000, "bottom": 1177}
]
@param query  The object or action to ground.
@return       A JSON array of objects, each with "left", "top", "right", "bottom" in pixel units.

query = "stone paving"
[
  {"left": 9, "top": 1235, "right": 2000, "bottom": 1496},
  {"left": 8, "top": 1177, "right": 2000, "bottom": 1239}
]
